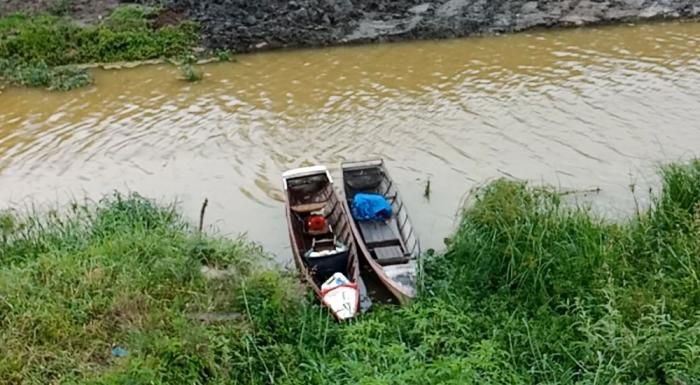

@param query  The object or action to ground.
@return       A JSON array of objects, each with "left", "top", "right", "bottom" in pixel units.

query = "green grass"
[
  {"left": 215, "top": 50, "right": 233, "bottom": 62},
  {"left": 1, "top": 161, "right": 699, "bottom": 384},
  {"left": 179, "top": 63, "right": 203, "bottom": 82},
  {"left": 0, "top": 6, "right": 199, "bottom": 90},
  {"left": 0, "top": 59, "right": 92, "bottom": 90}
]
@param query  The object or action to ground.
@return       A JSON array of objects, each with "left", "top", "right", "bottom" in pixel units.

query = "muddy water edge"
[{"left": 1, "top": 21, "right": 699, "bottom": 263}]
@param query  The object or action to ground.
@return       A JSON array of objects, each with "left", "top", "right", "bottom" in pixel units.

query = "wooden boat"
[
  {"left": 341, "top": 160, "right": 421, "bottom": 305},
  {"left": 282, "top": 165, "right": 361, "bottom": 320}
]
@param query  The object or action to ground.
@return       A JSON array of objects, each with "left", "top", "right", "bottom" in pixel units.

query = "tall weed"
[{"left": 2, "top": 161, "right": 700, "bottom": 383}]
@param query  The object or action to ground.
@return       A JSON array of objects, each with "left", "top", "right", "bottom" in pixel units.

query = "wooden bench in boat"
[
  {"left": 358, "top": 220, "right": 410, "bottom": 266},
  {"left": 291, "top": 202, "right": 327, "bottom": 213}
]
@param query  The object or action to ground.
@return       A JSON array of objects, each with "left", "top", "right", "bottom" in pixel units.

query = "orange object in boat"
[{"left": 307, "top": 215, "right": 327, "bottom": 233}]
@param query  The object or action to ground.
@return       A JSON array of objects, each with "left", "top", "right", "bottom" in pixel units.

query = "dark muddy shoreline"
[
  {"left": 155, "top": 0, "right": 700, "bottom": 52},
  {"left": 3, "top": 0, "right": 700, "bottom": 53}
]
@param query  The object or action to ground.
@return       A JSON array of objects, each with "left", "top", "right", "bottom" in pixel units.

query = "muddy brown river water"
[{"left": 1, "top": 21, "right": 699, "bottom": 261}]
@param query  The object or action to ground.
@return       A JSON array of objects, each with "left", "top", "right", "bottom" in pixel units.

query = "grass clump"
[
  {"left": 0, "top": 59, "right": 92, "bottom": 90},
  {"left": 1, "top": 160, "right": 699, "bottom": 384},
  {"left": 215, "top": 49, "right": 233, "bottom": 62},
  {"left": 0, "top": 6, "right": 199, "bottom": 90},
  {"left": 179, "top": 63, "right": 203, "bottom": 82},
  {"left": 0, "top": 193, "right": 284, "bottom": 384},
  {"left": 0, "top": 9, "right": 199, "bottom": 65},
  {"left": 424, "top": 159, "right": 700, "bottom": 384},
  {"left": 175, "top": 53, "right": 203, "bottom": 82}
]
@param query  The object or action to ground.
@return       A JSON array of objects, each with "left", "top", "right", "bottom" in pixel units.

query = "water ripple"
[{"left": 1, "top": 21, "right": 700, "bottom": 256}]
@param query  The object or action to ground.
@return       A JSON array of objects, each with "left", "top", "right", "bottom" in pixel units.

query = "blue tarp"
[{"left": 351, "top": 193, "right": 392, "bottom": 221}]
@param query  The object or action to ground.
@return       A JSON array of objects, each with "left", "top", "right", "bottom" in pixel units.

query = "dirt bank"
[
  {"left": 0, "top": 0, "right": 120, "bottom": 22},
  {"left": 3, "top": 0, "right": 699, "bottom": 52},
  {"left": 161, "top": 0, "right": 700, "bottom": 52}
]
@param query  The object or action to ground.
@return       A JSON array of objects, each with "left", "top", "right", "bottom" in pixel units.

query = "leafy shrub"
[
  {"left": 0, "top": 59, "right": 92, "bottom": 90},
  {"left": 0, "top": 6, "right": 199, "bottom": 90},
  {"left": 215, "top": 49, "right": 233, "bottom": 61},
  {"left": 179, "top": 63, "right": 203, "bottom": 81}
]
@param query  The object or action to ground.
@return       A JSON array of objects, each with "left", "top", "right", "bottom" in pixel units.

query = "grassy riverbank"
[
  {"left": 0, "top": 6, "right": 198, "bottom": 90},
  {"left": 1, "top": 161, "right": 699, "bottom": 384}
]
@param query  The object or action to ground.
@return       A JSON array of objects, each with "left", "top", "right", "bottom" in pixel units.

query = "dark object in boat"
[
  {"left": 304, "top": 239, "right": 350, "bottom": 283},
  {"left": 351, "top": 193, "right": 393, "bottom": 221},
  {"left": 342, "top": 159, "right": 421, "bottom": 305},
  {"left": 282, "top": 165, "right": 361, "bottom": 320}
]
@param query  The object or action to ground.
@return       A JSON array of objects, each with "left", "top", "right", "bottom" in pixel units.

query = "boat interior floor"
[{"left": 358, "top": 219, "right": 409, "bottom": 265}]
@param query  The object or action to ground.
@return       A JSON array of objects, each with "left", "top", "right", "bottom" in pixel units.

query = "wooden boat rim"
[
  {"left": 341, "top": 199, "right": 415, "bottom": 302},
  {"left": 341, "top": 159, "right": 384, "bottom": 171},
  {"left": 340, "top": 159, "right": 420, "bottom": 304},
  {"left": 283, "top": 165, "right": 361, "bottom": 320},
  {"left": 282, "top": 166, "right": 333, "bottom": 189}
]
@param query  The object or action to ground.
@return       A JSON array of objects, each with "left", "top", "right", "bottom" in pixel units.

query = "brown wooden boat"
[
  {"left": 341, "top": 159, "right": 421, "bottom": 305},
  {"left": 282, "top": 165, "right": 361, "bottom": 320}
]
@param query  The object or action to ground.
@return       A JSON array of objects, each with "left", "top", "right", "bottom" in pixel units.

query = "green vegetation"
[
  {"left": 0, "top": 193, "right": 278, "bottom": 384},
  {"left": 179, "top": 63, "right": 204, "bottom": 81},
  {"left": 0, "top": 6, "right": 199, "bottom": 90},
  {"left": 1, "top": 160, "right": 699, "bottom": 384},
  {"left": 215, "top": 49, "right": 233, "bottom": 62},
  {"left": 0, "top": 59, "right": 92, "bottom": 90},
  {"left": 175, "top": 53, "right": 204, "bottom": 82}
]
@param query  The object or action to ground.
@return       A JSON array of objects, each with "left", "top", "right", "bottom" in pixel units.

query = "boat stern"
[
  {"left": 321, "top": 283, "right": 360, "bottom": 321},
  {"left": 282, "top": 165, "right": 333, "bottom": 189}
]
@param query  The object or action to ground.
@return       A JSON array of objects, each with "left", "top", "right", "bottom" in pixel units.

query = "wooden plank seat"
[
  {"left": 311, "top": 237, "right": 337, "bottom": 252},
  {"left": 291, "top": 202, "right": 327, "bottom": 213},
  {"left": 359, "top": 220, "right": 409, "bottom": 266},
  {"left": 373, "top": 246, "right": 409, "bottom": 266},
  {"left": 358, "top": 221, "right": 396, "bottom": 244},
  {"left": 366, "top": 238, "right": 402, "bottom": 248}
]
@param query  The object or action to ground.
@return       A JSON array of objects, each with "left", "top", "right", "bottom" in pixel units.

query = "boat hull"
[
  {"left": 283, "top": 166, "right": 361, "bottom": 320},
  {"left": 341, "top": 159, "right": 421, "bottom": 305}
]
